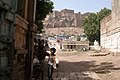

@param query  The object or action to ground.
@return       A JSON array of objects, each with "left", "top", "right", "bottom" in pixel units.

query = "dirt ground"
[{"left": 52, "top": 51, "right": 120, "bottom": 80}]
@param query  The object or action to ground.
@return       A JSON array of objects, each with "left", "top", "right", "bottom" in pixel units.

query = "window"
[{"left": 17, "top": 0, "right": 25, "bottom": 17}]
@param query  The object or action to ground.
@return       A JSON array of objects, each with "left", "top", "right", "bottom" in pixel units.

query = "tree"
[
  {"left": 83, "top": 13, "right": 99, "bottom": 44},
  {"left": 97, "top": 8, "right": 111, "bottom": 21},
  {"left": 35, "top": 0, "right": 54, "bottom": 33},
  {"left": 83, "top": 8, "right": 111, "bottom": 45}
]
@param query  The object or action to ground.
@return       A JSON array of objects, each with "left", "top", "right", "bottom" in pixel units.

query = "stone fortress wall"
[
  {"left": 43, "top": 9, "right": 90, "bottom": 35},
  {"left": 101, "top": 0, "right": 120, "bottom": 53}
]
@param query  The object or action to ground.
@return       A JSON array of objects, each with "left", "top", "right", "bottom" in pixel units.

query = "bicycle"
[{"left": 33, "top": 64, "right": 44, "bottom": 80}]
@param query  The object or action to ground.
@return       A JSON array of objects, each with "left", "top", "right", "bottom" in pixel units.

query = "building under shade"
[{"left": 60, "top": 41, "right": 89, "bottom": 51}]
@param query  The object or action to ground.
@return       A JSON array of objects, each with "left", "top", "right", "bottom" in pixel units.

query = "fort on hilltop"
[{"left": 43, "top": 9, "right": 90, "bottom": 35}]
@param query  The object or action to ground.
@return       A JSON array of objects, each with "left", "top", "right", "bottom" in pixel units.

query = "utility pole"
[{"left": 25, "top": 0, "right": 37, "bottom": 80}]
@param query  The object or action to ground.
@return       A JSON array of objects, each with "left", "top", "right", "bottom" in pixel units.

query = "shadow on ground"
[{"left": 58, "top": 60, "right": 120, "bottom": 74}]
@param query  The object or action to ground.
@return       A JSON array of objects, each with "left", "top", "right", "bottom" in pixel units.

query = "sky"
[{"left": 51, "top": 0, "right": 112, "bottom": 14}]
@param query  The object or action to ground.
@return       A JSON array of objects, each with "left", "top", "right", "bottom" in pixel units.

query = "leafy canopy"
[
  {"left": 83, "top": 8, "right": 111, "bottom": 45},
  {"left": 35, "top": 0, "right": 54, "bottom": 33}
]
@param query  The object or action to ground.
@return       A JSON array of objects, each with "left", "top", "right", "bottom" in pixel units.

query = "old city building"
[
  {"left": 43, "top": 9, "right": 90, "bottom": 51},
  {"left": 101, "top": 0, "right": 120, "bottom": 53},
  {"left": 60, "top": 40, "right": 89, "bottom": 51},
  {"left": 0, "top": 0, "right": 36, "bottom": 80},
  {"left": 43, "top": 9, "right": 90, "bottom": 36},
  {"left": 0, "top": 0, "right": 17, "bottom": 80},
  {"left": 44, "top": 9, "right": 82, "bottom": 28}
]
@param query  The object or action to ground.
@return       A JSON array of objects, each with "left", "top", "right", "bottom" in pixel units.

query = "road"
[{"left": 51, "top": 51, "right": 120, "bottom": 80}]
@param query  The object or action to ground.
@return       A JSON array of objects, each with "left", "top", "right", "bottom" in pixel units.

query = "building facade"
[
  {"left": 101, "top": 0, "right": 120, "bottom": 53},
  {"left": 61, "top": 41, "right": 89, "bottom": 51},
  {"left": 0, "top": 0, "right": 17, "bottom": 80},
  {"left": 0, "top": 0, "right": 36, "bottom": 80}
]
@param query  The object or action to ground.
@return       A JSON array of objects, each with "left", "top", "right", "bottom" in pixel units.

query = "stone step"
[
  {"left": 89, "top": 52, "right": 110, "bottom": 56},
  {"left": 83, "top": 72, "right": 101, "bottom": 80}
]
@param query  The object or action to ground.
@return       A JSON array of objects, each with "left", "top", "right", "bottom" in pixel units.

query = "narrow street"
[{"left": 51, "top": 51, "right": 120, "bottom": 80}]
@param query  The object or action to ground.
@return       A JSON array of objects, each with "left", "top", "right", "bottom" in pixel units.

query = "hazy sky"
[{"left": 51, "top": 0, "right": 112, "bottom": 13}]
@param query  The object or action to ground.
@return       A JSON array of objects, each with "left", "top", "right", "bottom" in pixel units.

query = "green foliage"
[
  {"left": 35, "top": 0, "right": 54, "bottom": 33},
  {"left": 83, "top": 8, "right": 111, "bottom": 44},
  {"left": 83, "top": 13, "right": 99, "bottom": 43},
  {"left": 97, "top": 8, "right": 111, "bottom": 21}
]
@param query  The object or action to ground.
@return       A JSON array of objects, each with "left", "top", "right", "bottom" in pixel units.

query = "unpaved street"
[{"left": 52, "top": 51, "right": 120, "bottom": 80}]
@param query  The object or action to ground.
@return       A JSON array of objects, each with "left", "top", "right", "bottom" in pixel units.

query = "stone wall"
[
  {"left": 101, "top": 0, "right": 120, "bottom": 53},
  {"left": 43, "top": 9, "right": 90, "bottom": 28},
  {"left": 44, "top": 27, "right": 84, "bottom": 36}
]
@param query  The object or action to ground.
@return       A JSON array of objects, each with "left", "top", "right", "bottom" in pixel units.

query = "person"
[
  {"left": 33, "top": 38, "right": 49, "bottom": 80},
  {"left": 37, "top": 39, "right": 49, "bottom": 61},
  {"left": 33, "top": 55, "right": 42, "bottom": 80},
  {"left": 48, "top": 48, "right": 59, "bottom": 80},
  {"left": 33, "top": 55, "right": 39, "bottom": 66}
]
